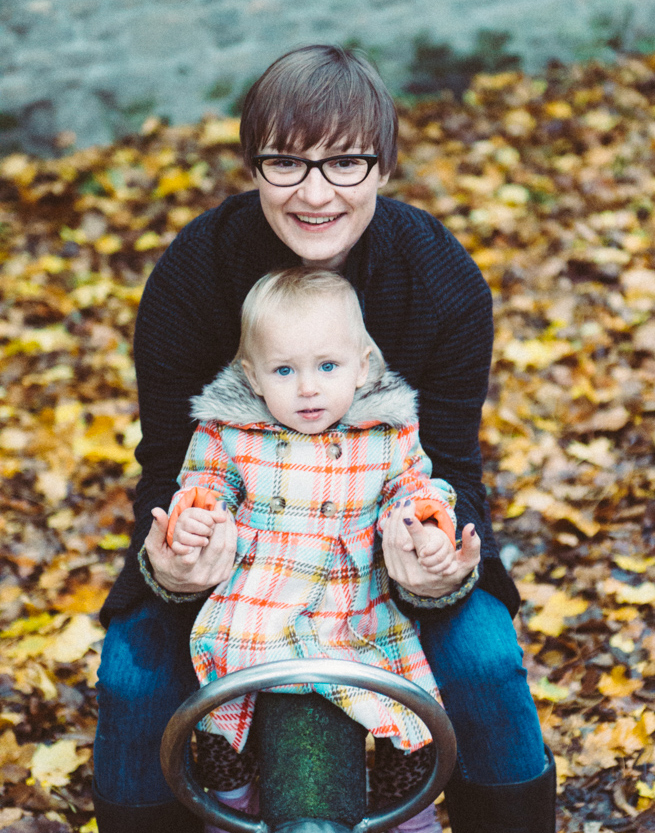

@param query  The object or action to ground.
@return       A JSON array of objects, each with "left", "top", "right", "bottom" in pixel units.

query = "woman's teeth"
[{"left": 295, "top": 215, "right": 338, "bottom": 225}]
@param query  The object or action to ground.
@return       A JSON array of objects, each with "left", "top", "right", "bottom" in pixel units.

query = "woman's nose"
[{"left": 297, "top": 167, "right": 335, "bottom": 205}]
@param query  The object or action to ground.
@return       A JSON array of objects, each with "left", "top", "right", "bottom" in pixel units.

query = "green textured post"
[{"left": 253, "top": 692, "right": 367, "bottom": 827}]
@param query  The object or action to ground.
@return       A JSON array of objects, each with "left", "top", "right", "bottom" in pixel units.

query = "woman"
[{"left": 93, "top": 45, "right": 555, "bottom": 833}]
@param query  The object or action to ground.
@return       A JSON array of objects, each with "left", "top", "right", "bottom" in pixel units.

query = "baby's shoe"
[
  {"left": 392, "top": 802, "right": 442, "bottom": 833},
  {"left": 205, "top": 781, "right": 259, "bottom": 833}
]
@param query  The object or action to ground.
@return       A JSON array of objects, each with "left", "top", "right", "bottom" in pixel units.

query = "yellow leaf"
[
  {"left": 598, "top": 666, "right": 642, "bottom": 697},
  {"left": 545, "top": 101, "right": 573, "bottom": 119},
  {"left": 583, "top": 108, "right": 619, "bottom": 132},
  {"left": 496, "top": 184, "right": 530, "bottom": 205},
  {"left": 155, "top": 167, "right": 193, "bottom": 197},
  {"left": 47, "top": 508, "right": 76, "bottom": 531},
  {"left": 37, "top": 255, "right": 66, "bottom": 274},
  {"left": 553, "top": 754, "right": 572, "bottom": 787},
  {"left": 605, "top": 579, "right": 655, "bottom": 606},
  {"left": 610, "top": 715, "right": 650, "bottom": 754},
  {"left": 198, "top": 117, "right": 241, "bottom": 146},
  {"left": 0, "top": 730, "right": 35, "bottom": 768},
  {"left": 637, "top": 780, "right": 655, "bottom": 800},
  {"left": 53, "top": 584, "right": 109, "bottom": 615},
  {"left": 614, "top": 555, "right": 655, "bottom": 574},
  {"left": 31, "top": 739, "right": 91, "bottom": 788},
  {"left": 134, "top": 231, "right": 162, "bottom": 251},
  {"left": 94, "top": 234, "right": 122, "bottom": 255},
  {"left": 528, "top": 591, "right": 588, "bottom": 636},
  {"left": 80, "top": 820, "right": 99, "bottom": 833},
  {"left": 530, "top": 677, "right": 570, "bottom": 702},
  {"left": 99, "top": 533, "right": 131, "bottom": 550},
  {"left": 576, "top": 723, "right": 618, "bottom": 769},
  {"left": 1, "top": 612, "right": 55, "bottom": 638},
  {"left": 567, "top": 438, "right": 616, "bottom": 468},
  {"left": 41, "top": 615, "right": 105, "bottom": 664},
  {"left": 503, "top": 338, "right": 574, "bottom": 370},
  {"left": 35, "top": 470, "right": 68, "bottom": 505},
  {"left": 73, "top": 415, "right": 134, "bottom": 465},
  {"left": 610, "top": 633, "right": 636, "bottom": 653},
  {"left": 5, "top": 325, "right": 77, "bottom": 356},
  {"left": 5, "top": 635, "right": 48, "bottom": 662}
]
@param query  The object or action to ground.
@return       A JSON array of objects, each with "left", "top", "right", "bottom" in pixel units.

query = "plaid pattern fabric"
[{"left": 175, "top": 416, "right": 456, "bottom": 753}]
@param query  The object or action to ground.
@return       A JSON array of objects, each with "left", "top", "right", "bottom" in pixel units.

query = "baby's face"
[{"left": 242, "top": 296, "right": 370, "bottom": 434}]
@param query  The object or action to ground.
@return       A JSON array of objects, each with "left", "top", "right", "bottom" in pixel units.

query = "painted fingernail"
[
  {"left": 404, "top": 499, "right": 411, "bottom": 506},
  {"left": 221, "top": 501, "right": 227, "bottom": 511},
  {"left": 394, "top": 501, "right": 400, "bottom": 508},
  {"left": 470, "top": 526, "right": 476, "bottom": 537},
  {"left": 403, "top": 518, "right": 413, "bottom": 526}
]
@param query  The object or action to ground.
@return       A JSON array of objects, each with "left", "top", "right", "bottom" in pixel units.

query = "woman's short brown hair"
[{"left": 240, "top": 44, "right": 398, "bottom": 177}]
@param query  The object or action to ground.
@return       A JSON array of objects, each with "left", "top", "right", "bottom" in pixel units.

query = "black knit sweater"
[{"left": 100, "top": 191, "right": 519, "bottom": 627}]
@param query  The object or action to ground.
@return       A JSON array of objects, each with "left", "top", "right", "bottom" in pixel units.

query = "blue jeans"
[{"left": 94, "top": 588, "right": 544, "bottom": 805}]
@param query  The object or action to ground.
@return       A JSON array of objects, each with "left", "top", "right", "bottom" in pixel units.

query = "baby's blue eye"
[
  {"left": 275, "top": 366, "right": 293, "bottom": 376},
  {"left": 320, "top": 361, "right": 337, "bottom": 372}
]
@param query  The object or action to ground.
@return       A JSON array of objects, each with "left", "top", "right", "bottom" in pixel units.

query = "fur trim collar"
[{"left": 191, "top": 361, "right": 417, "bottom": 430}]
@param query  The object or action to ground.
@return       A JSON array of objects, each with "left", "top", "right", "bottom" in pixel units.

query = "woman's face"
[{"left": 254, "top": 142, "right": 389, "bottom": 271}]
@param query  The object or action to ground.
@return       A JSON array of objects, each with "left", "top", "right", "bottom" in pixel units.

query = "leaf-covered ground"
[{"left": 1, "top": 54, "right": 655, "bottom": 832}]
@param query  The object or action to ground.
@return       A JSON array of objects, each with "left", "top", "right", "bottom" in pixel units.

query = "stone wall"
[{"left": 2, "top": 0, "right": 655, "bottom": 154}]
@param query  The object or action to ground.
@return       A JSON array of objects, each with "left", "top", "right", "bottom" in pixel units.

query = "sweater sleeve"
[
  {"left": 99, "top": 206, "right": 241, "bottom": 624},
  {"left": 372, "top": 208, "right": 520, "bottom": 619}
]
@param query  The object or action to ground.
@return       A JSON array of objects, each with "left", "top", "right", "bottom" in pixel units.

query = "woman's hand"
[
  {"left": 382, "top": 502, "right": 480, "bottom": 598},
  {"left": 146, "top": 504, "right": 237, "bottom": 593}
]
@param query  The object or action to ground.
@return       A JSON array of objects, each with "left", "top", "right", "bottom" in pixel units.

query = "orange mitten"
[
  {"left": 166, "top": 487, "right": 220, "bottom": 547},
  {"left": 413, "top": 499, "right": 457, "bottom": 549}
]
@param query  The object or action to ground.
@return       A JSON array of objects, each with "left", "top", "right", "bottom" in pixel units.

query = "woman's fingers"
[{"left": 457, "top": 523, "right": 481, "bottom": 569}]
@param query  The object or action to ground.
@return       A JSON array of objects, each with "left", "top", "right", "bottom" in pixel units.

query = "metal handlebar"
[{"left": 161, "top": 659, "right": 457, "bottom": 833}]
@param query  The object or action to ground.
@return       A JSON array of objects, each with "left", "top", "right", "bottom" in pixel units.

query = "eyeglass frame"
[{"left": 252, "top": 153, "right": 379, "bottom": 187}]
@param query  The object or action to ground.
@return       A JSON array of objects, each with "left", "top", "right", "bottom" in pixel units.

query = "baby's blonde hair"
[{"left": 235, "top": 266, "right": 385, "bottom": 381}]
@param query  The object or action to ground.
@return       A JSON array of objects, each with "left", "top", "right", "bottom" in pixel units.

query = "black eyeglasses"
[{"left": 253, "top": 154, "right": 379, "bottom": 187}]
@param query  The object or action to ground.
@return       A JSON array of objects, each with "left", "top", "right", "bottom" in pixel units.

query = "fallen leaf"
[
  {"left": 41, "top": 615, "right": 104, "bottom": 664},
  {"left": 528, "top": 591, "right": 589, "bottom": 636},
  {"left": 31, "top": 739, "right": 91, "bottom": 789}
]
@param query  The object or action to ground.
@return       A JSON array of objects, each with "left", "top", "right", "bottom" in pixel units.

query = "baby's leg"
[
  {"left": 369, "top": 739, "right": 442, "bottom": 833},
  {"left": 195, "top": 730, "right": 258, "bottom": 833}
]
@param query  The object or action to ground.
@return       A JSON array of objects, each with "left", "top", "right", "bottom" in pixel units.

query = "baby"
[{"left": 167, "top": 267, "right": 458, "bottom": 832}]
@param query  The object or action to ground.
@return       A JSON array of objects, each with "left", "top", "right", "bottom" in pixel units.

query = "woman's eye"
[
  {"left": 328, "top": 157, "right": 362, "bottom": 170},
  {"left": 275, "top": 366, "right": 293, "bottom": 376},
  {"left": 320, "top": 362, "right": 337, "bottom": 372},
  {"left": 266, "top": 158, "right": 301, "bottom": 171}
]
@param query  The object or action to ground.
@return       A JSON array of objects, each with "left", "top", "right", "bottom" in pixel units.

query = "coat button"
[
  {"left": 320, "top": 501, "right": 337, "bottom": 518},
  {"left": 270, "top": 496, "right": 286, "bottom": 513},
  {"left": 327, "top": 443, "right": 342, "bottom": 460},
  {"left": 276, "top": 440, "right": 290, "bottom": 457}
]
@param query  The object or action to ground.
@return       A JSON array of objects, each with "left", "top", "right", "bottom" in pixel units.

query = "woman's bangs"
[{"left": 264, "top": 88, "right": 379, "bottom": 156}]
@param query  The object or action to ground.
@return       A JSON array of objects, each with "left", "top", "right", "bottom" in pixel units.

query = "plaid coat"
[{"left": 171, "top": 362, "right": 457, "bottom": 753}]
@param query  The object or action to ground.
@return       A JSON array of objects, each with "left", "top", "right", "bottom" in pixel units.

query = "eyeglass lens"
[{"left": 260, "top": 156, "right": 372, "bottom": 186}]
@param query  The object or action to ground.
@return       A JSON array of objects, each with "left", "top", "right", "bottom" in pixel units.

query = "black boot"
[
  {"left": 445, "top": 747, "right": 556, "bottom": 833},
  {"left": 93, "top": 780, "right": 203, "bottom": 833}
]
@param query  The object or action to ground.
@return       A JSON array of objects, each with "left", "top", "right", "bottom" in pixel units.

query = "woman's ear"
[
  {"left": 356, "top": 348, "right": 371, "bottom": 388},
  {"left": 241, "top": 359, "right": 264, "bottom": 395}
]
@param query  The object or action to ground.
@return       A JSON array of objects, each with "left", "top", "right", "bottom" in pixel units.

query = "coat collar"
[{"left": 190, "top": 359, "right": 418, "bottom": 431}]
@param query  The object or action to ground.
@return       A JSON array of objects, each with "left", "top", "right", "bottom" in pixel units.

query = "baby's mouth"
[{"left": 298, "top": 408, "right": 324, "bottom": 419}]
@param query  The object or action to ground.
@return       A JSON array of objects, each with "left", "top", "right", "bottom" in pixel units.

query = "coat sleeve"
[
  {"left": 170, "top": 422, "right": 245, "bottom": 512},
  {"left": 165, "top": 421, "right": 245, "bottom": 545},
  {"left": 377, "top": 422, "right": 457, "bottom": 547}
]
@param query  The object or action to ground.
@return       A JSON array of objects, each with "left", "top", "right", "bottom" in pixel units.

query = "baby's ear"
[
  {"left": 356, "top": 348, "right": 371, "bottom": 388},
  {"left": 241, "top": 359, "right": 263, "bottom": 396}
]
